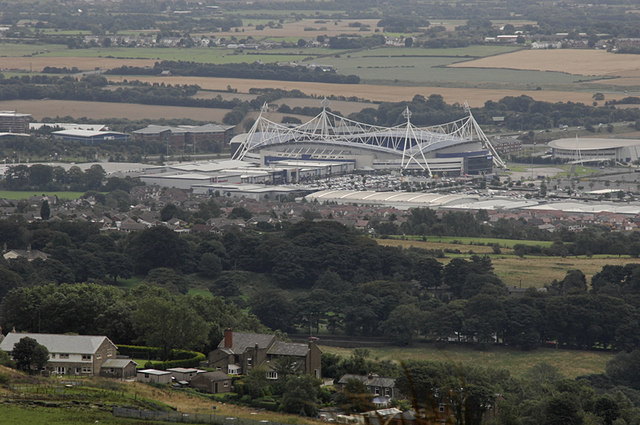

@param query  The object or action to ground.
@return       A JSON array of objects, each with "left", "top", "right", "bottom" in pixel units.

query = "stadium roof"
[{"left": 549, "top": 138, "right": 640, "bottom": 150}]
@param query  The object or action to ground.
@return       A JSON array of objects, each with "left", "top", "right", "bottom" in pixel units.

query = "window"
[
  {"left": 384, "top": 388, "right": 390, "bottom": 397},
  {"left": 144, "top": 373, "right": 150, "bottom": 378},
  {"left": 106, "top": 350, "right": 113, "bottom": 357},
  {"left": 439, "top": 404, "right": 446, "bottom": 413},
  {"left": 374, "top": 387, "right": 380, "bottom": 395},
  {"left": 246, "top": 357, "right": 252, "bottom": 366},
  {"left": 224, "top": 381, "right": 229, "bottom": 387},
  {"left": 59, "top": 353, "right": 69, "bottom": 359},
  {"left": 96, "top": 354, "right": 101, "bottom": 360},
  {"left": 50, "top": 353, "right": 56, "bottom": 358},
  {"left": 82, "top": 355, "right": 91, "bottom": 361},
  {"left": 82, "top": 367, "right": 92, "bottom": 374},
  {"left": 266, "top": 371, "right": 278, "bottom": 380}
]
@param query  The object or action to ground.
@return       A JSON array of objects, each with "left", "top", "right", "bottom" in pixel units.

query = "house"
[
  {"left": 3, "top": 246, "right": 49, "bottom": 262},
  {"left": 0, "top": 332, "right": 117, "bottom": 376},
  {"left": 100, "top": 358, "right": 138, "bottom": 379},
  {"left": 208, "top": 329, "right": 321, "bottom": 379},
  {"left": 338, "top": 374, "right": 400, "bottom": 407},
  {"left": 190, "top": 371, "right": 232, "bottom": 394},
  {"left": 167, "top": 367, "right": 205, "bottom": 382},
  {"left": 137, "top": 368, "right": 172, "bottom": 384}
]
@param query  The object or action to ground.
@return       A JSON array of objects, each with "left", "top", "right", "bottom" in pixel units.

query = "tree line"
[
  {"left": 348, "top": 94, "right": 640, "bottom": 131},
  {"left": 106, "top": 61, "right": 361, "bottom": 84}
]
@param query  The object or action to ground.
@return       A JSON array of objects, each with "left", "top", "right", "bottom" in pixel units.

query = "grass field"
[
  {"left": 383, "top": 235, "right": 554, "bottom": 248},
  {"left": 375, "top": 238, "right": 635, "bottom": 287},
  {"left": 106, "top": 75, "right": 628, "bottom": 106},
  {"left": 0, "top": 99, "right": 232, "bottom": 121},
  {"left": 0, "top": 191, "right": 86, "bottom": 200},
  {"left": 450, "top": 49, "right": 640, "bottom": 78},
  {"left": 320, "top": 343, "right": 612, "bottom": 379}
]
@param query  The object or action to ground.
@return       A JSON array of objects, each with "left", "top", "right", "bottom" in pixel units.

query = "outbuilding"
[
  {"left": 137, "top": 368, "right": 171, "bottom": 384},
  {"left": 190, "top": 371, "right": 232, "bottom": 394},
  {"left": 100, "top": 358, "right": 138, "bottom": 379}
]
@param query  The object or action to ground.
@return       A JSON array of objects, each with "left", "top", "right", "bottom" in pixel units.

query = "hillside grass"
[{"left": 321, "top": 343, "right": 612, "bottom": 379}]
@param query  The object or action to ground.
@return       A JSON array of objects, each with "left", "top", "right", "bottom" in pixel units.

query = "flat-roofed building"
[
  {"left": 0, "top": 111, "right": 31, "bottom": 133},
  {"left": 52, "top": 129, "right": 129, "bottom": 143},
  {"left": 549, "top": 137, "right": 640, "bottom": 162}
]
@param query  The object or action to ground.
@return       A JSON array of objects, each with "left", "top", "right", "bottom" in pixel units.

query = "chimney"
[{"left": 224, "top": 328, "right": 233, "bottom": 348}]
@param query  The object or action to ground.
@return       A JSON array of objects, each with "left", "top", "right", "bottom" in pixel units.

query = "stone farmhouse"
[{"left": 208, "top": 329, "right": 321, "bottom": 380}]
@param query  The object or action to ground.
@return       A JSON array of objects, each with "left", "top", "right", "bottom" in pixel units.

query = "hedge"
[{"left": 117, "top": 344, "right": 206, "bottom": 369}]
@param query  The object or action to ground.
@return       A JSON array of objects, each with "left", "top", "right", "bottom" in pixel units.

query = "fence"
[{"left": 113, "top": 407, "right": 290, "bottom": 425}]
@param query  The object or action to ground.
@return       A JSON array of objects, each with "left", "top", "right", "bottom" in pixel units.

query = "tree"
[
  {"left": 281, "top": 374, "right": 321, "bottom": 416},
  {"left": 198, "top": 253, "right": 222, "bottom": 278},
  {"left": 11, "top": 337, "right": 49, "bottom": 374},
  {"left": 126, "top": 226, "right": 191, "bottom": 274},
  {"left": 380, "top": 304, "right": 424, "bottom": 345},
  {"left": 339, "top": 378, "right": 375, "bottom": 413},
  {"left": 133, "top": 295, "right": 209, "bottom": 358},
  {"left": 40, "top": 200, "right": 50, "bottom": 220},
  {"left": 404, "top": 37, "right": 413, "bottom": 47}
]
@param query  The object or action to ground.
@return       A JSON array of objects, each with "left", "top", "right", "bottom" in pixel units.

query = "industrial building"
[
  {"left": 133, "top": 123, "right": 234, "bottom": 153},
  {"left": 548, "top": 137, "right": 640, "bottom": 163},
  {"left": 139, "top": 158, "right": 352, "bottom": 191},
  {"left": 52, "top": 129, "right": 129, "bottom": 143},
  {"left": 231, "top": 104, "right": 503, "bottom": 177},
  {"left": 0, "top": 111, "right": 31, "bottom": 133}
]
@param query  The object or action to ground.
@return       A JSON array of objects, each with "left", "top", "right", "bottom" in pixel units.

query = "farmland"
[
  {"left": 106, "top": 75, "right": 628, "bottom": 106},
  {"left": 321, "top": 343, "right": 612, "bottom": 379},
  {"left": 0, "top": 100, "right": 232, "bottom": 121},
  {"left": 375, "top": 238, "right": 635, "bottom": 287},
  {"left": 449, "top": 49, "right": 640, "bottom": 77}
]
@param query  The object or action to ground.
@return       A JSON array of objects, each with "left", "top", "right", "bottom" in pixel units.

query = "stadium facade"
[{"left": 231, "top": 103, "right": 504, "bottom": 176}]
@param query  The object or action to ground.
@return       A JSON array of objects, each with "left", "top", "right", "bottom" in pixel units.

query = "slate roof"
[
  {"left": 338, "top": 374, "right": 396, "bottom": 388},
  {"left": 266, "top": 340, "right": 309, "bottom": 357},
  {"left": 0, "top": 332, "right": 111, "bottom": 354},
  {"left": 193, "top": 371, "right": 230, "bottom": 381},
  {"left": 101, "top": 358, "right": 137, "bottom": 368},
  {"left": 216, "top": 332, "right": 276, "bottom": 354}
]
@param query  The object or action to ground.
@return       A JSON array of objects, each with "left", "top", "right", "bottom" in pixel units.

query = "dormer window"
[
  {"left": 82, "top": 355, "right": 91, "bottom": 361},
  {"left": 59, "top": 353, "right": 69, "bottom": 359}
]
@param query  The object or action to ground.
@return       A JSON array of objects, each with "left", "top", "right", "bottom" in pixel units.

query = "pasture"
[
  {"left": 321, "top": 343, "right": 612, "bottom": 379},
  {"left": 323, "top": 46, "right": 597, "bottom": 86},
  {"left": 0, "top": 99, "right": 232, "bottom": 121},
  {"left": 375, "top": 238, "right": 635, "bottom": 287},
  {"left": 449, "top": 49, "right": 640, "bottom": 78},
  {"left": 106, "top": 75, "right": 627, "bottom": 106}
]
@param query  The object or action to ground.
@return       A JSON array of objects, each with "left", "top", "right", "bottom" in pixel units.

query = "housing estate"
[
  {"left": 208, "top": 329, "right": 321, "bottom": 379},
  {"left": 0, "top": 332, "right": 130, "bottom": 376}
]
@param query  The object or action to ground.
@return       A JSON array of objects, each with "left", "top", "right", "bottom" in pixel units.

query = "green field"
[
  {"left": 321, "top": 343, "right": 612, "bottom": 379},
  {"left": 0, "top": 43, "right": 68, "bottom": 56},
  {"left": 386, "top": 235, "right": 554, "bottom": 248},
  {"left": 322, "top": 47, "right": 597, "bottom": 86},
  {"left": 0, "top": 405, "right": 152, "bottom": 425},
  {"left": 0, "top": 191, "right": 86, "bottom": 200},
  {"left": 376, "top": 237, "right": 634, "bottom": 287}
]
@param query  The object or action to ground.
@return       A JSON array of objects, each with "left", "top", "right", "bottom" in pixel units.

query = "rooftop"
[
  {"left": 549, "top": 137, "right": 640, "bottom": 150},
  {"left": 0, "top": 332, "right": 111, "bottom": 354}
]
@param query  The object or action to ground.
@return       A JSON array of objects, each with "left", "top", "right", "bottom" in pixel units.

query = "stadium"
[
  {"left": 231, "top": 103, "right": 504, "bottom": 176},
  {"left": 548, "top": 137, "right": 640, "bottom": 163}
]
